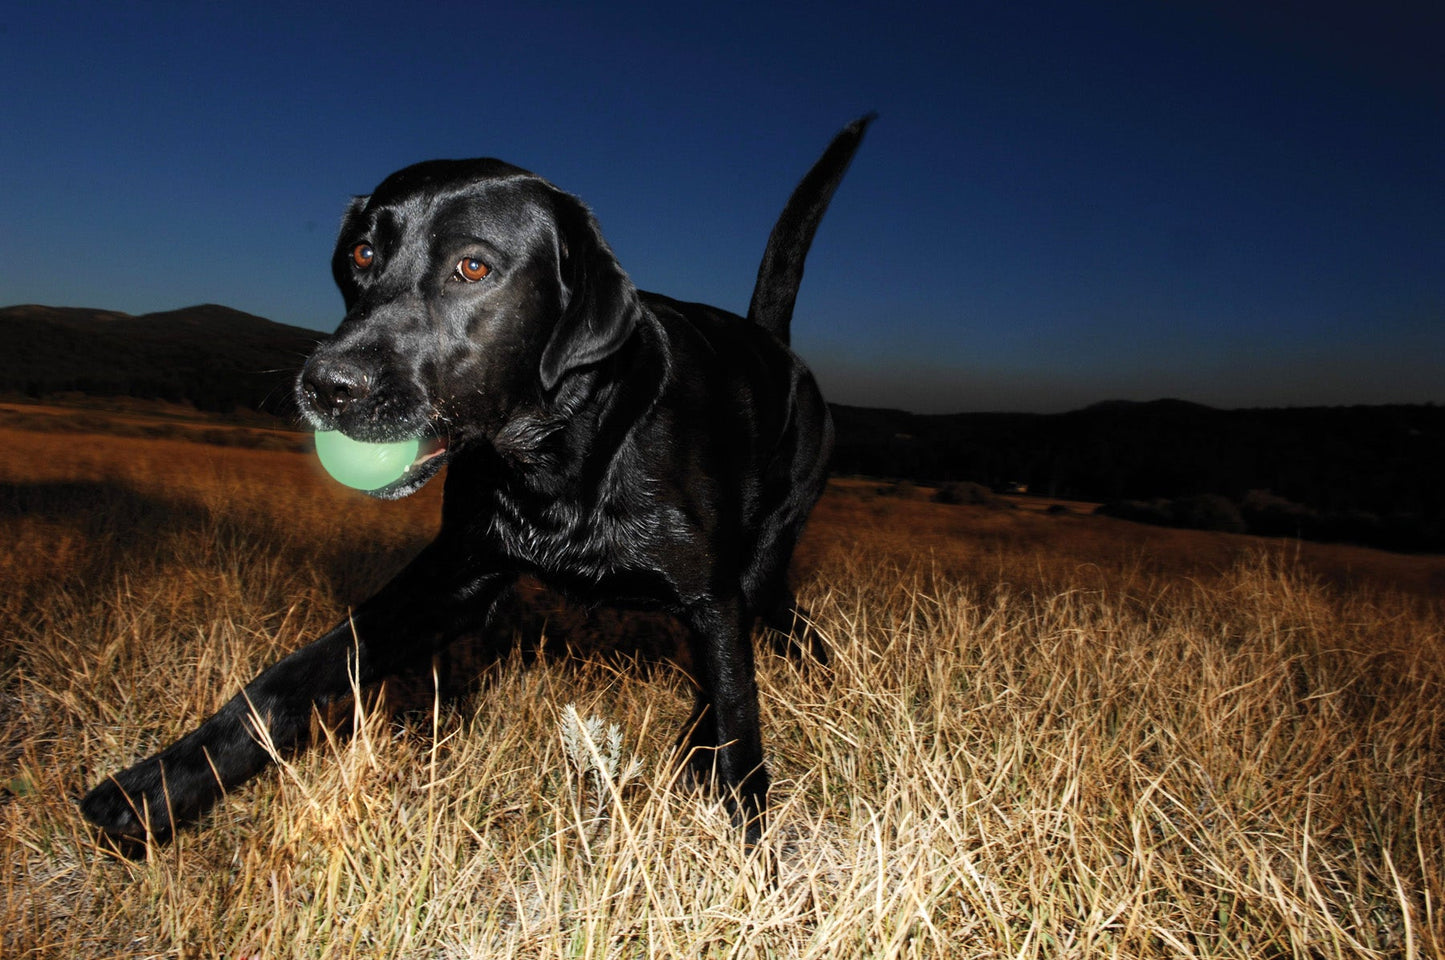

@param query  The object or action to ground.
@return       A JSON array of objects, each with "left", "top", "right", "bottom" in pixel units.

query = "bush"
[
  {"left": 1240, "top": 489, "right": 1318, "bottom": 538},
  {"left": 1095, "top": 499, "right": 1174, "bottom": 526},
  {"left": 931, "top": 480, "right": 1003, "bottom": 507},
  {"left": 1172, "top": 494, "right": 1247, "bottom": 533},
  {"left": 875, "top": 480, "right": 922, "bottom": 500}
]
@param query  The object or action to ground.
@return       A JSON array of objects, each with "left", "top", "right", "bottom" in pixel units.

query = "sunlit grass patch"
[{"left": 1, "top": 422, "right": 1441, "bottom": 957}]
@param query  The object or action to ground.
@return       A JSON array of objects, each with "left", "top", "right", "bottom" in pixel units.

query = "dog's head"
[{"left": 297, "top": 158, "right": 642, "bottom": 498}]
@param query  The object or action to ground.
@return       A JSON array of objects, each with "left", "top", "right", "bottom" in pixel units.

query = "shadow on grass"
[
  {"left": 0, "top": 477, "right": 705, "bottom": 727},
  {"left": 0, "top": 478, "right": 210, "bottom": 546},
  {"left": 379, "top": 579, "right": 694, "bottom": 719}
]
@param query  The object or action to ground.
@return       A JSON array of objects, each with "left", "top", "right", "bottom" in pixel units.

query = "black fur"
[{"left": 81, "top": 116, "right": 872, "bottom": 851}]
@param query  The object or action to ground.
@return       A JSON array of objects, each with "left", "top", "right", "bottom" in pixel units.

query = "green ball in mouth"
[{"left": 314, "top": 431, "right": 420, "bottom": 491}]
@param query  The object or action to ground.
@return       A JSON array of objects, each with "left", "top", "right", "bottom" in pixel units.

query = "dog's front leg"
[
  {"left": 80, "top": 536, "right": 514, "bottom": 848},
  {"left": 682, "top": 596, "right": 769, "bottom": 846}
]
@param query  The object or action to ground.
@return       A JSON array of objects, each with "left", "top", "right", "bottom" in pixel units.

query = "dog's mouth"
[{"left": 364, "top": 433, "right": 452, "bottom": 500}]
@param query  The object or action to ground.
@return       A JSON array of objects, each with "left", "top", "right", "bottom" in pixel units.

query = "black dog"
[{"left": 81, "top": 116, "right": 872, "bottom": 849}]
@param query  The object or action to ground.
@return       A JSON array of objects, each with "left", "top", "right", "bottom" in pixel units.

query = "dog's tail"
[{"left": 747, "top": 113, "right": 874, "bottom": 345}]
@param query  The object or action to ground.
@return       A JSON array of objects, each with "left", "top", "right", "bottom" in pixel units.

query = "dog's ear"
[{"left": 538, "top": 195, "right": 642, "bottom": 392}]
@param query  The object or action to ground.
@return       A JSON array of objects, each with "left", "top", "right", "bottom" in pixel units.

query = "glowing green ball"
[{"left": 314, "top": 431, "right": 419, "bottom": 491}]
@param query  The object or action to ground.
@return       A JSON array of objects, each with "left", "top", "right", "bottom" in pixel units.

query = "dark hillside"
[
  {"left": 5, "top": 302, "right": 1439, "bottom": 549},
  {"left": 0, "top": 303, "right": 320, "bottom": 415},
  {"left": 830, "top": 399, "right": 1445, "bottom": 550}
]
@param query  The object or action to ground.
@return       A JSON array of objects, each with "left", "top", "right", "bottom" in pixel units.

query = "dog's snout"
[{"left": 302, "top": 357, "right": 372, "bottom": 417}]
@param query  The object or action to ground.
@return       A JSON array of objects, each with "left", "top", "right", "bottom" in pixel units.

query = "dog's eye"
[
  {"left": 455, "top": 257, "right": 490, "bottom": 282},
  {"left": 351, "top": 243, "right": 375, "bottom": 270}
]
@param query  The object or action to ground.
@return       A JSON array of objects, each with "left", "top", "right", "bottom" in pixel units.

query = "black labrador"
[{"left": 81, "top": 115, "right": 872, "bottom": 849}]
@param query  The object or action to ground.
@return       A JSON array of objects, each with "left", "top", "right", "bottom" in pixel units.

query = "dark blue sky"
[{"left": 3, "top": 1, "right": 1441, "bottom": 413}]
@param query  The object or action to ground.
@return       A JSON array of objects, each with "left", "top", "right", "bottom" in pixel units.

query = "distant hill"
[
  {"left": 0, "top": 303, "right": 320, "bottom": 416},
  {"left": 832, "top": 399, "right": 1445, "bottom": 550},
  {"left": 4, "top": 303, "right": 1441, "bottom": 550}
]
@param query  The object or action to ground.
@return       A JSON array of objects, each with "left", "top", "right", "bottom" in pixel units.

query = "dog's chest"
[{"left": 484, "top": 481, "right": 686, "bottom": 588}]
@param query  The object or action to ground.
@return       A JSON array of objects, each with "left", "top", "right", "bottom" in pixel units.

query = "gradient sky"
[{"left": 3, "top": 1, "right": 1441, "bottom": 413}]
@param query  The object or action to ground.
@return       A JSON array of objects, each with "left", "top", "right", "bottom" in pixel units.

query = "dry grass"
[{"left": 1, "top": 418, "right": 1443, "bottom": 958}]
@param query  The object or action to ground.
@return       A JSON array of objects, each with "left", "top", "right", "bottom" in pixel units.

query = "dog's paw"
[{"left": 80, "top": 762, "right": 175, "bottom": 853}]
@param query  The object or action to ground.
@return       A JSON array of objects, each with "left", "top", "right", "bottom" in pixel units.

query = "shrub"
[
  {"left": 1172, "top": 493, "right": 1247, "bottom": 533},
  {"left": 931, "top": 480, "right": 1002, "bottom": 507},
  {"left": 1240, "top": 489, "right": 1318, "bottom": 538},
  {"left": 875, "top": 479, "right": 921, "bottom": 499}
]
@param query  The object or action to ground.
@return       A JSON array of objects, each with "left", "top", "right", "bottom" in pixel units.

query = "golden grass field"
[{"left": 1, "top": 403, "right": 1443, "bottom": 958}]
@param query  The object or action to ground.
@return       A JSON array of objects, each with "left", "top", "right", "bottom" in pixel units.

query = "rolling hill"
[
  {"left": 3, "top": 302, "right": 1440, "bottom": 549},
  {"left": 0, "top": 303, "right": 320, "bottom": 416}
]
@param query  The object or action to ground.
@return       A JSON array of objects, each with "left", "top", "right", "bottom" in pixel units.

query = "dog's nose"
[{"left": 302, "top": 358, "right": 372, "bottom": 417}]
